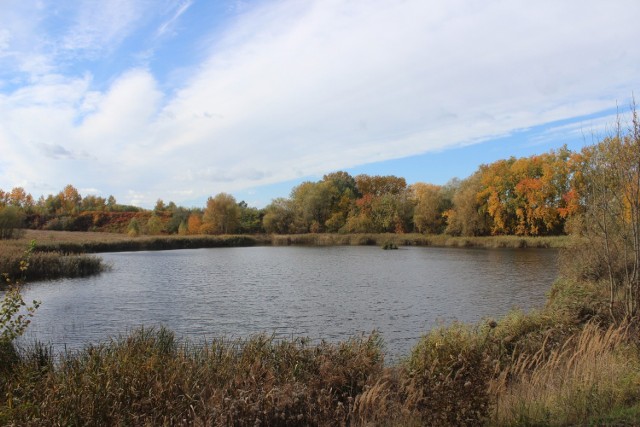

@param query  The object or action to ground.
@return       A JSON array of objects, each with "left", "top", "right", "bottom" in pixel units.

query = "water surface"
[{"left": 21, "top": 246, "right": 558, "bottom": 358}]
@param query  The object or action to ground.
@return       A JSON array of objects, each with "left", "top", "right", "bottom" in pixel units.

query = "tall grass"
[
  {"left": 0, "top": 246, "right": 106, "bottom": 282},
  {"left": 490, "top": 321, "right": 640, "bottom": 425},
  {"left": 266, "top": 233, "right": 570, "bottom": 249},
  {"left": 1, "top": 329, "right": 383, "bottom": 426}
]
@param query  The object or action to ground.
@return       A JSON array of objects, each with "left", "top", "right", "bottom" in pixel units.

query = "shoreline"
[
  {"left": 1, "top": 230, "right": 568, "bottom": 282},
  {"left": 14, "top": 229, "right": 569, "bottom": 253}
]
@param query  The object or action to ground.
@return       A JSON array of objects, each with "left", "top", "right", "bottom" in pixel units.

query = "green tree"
[
  {"left": 0, "top": 206, "right": 25, "bottom": 239},
  {"left": 127, "top": 217, "right": 141, "bottom": 237},
  {"left": 237, "top": 201, "right": 264, "bottom": 234},
  {"left": 154, "top": 199, "right": 166, "bottom": 215},
  {"left": 263, "top": 198, "right": 294, "bottom": 234},
  {"left": 81, "top": 195, "right": 107, "bottom": 212},
  {"left": 165, "top": 205, "right": 190, "bottom": 234},
  {"left": 145, "top": 214, "right": 164, "bottom": 235}
]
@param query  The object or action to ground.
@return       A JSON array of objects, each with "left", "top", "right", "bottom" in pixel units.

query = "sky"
[{"left": 0, "top": 0, "right": 638, "bottom": 209}]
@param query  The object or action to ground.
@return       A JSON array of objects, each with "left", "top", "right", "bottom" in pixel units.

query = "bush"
[
  {"left": 403, "top": 323, "right": 493, "bottom": 426},
  {"left": 0, "top": 206, "right": 24, "bottom": 239}
]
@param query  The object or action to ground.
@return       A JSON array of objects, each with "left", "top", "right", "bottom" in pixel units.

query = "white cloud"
[
  {"left": 156, "top": 0, "right": 193, "bottom": 37},
  {"left": 0, "top": 0, "right": 639, "bottom": 206},
  {"left": 59, "top": 0, "right": 145, "bottom": 56}
]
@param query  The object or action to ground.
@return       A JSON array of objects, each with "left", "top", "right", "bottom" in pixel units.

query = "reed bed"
[
  {"left": 6, "top": 230, "right": 569, "bottom": 253},
  {"left": 0, "top": 246, "right": 105, "bottom": 283},
  {"left": 266, "top": 233, "right": 570, "bottom": 249},
  {"left": 1, "top": 329, "right": 384, "bottom": 426},
  {"left": 13, "top": 230, "right": 258, "bottom": 254}
]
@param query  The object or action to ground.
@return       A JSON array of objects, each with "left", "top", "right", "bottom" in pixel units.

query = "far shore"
[{"left": 7, "top": 229, "right": 570, "bottom": 254}]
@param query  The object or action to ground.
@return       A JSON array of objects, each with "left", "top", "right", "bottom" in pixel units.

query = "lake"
[{"left": 20, "top": 246, "right": 558, "bottom": 359}]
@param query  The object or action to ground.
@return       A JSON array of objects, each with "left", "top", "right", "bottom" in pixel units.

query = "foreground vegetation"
[{"left": 2, "top": 278, "right": 640, "bottom": 426}]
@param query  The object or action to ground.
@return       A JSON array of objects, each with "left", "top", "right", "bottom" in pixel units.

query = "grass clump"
[
  {"left": 0, "top": 246, "right": 106, "bottom": 282},
  {"left": 402, "top": 322, "right": 494, "bottom": 426}
]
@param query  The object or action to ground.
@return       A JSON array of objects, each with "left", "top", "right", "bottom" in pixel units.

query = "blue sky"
[{"left": 0, "top": 0, "right": 638, "bottom": 208}]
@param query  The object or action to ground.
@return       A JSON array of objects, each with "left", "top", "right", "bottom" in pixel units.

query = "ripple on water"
[{"left": 20, "top": 246, "right": 558, "bottom": 360}]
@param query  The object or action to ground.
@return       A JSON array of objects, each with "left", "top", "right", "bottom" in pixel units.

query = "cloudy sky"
[{"left": 0, "top": 0, "right": 638, "bottom": 208}]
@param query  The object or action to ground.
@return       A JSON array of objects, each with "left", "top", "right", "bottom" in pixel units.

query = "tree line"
[{"left": 0, "top": 118, "right": 635, "bottom": 240}]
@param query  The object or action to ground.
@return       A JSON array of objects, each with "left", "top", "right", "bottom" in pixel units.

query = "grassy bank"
[
  {"left": 9, "top": 230, "right": 258, "bottom": 254},
  {"left": 2, "top": 277, "right": 639, "bottom": 425},
  {"left": 266, "top": 233, "right": 571, "bottom": 249},
  {"left": 7, "top": 229, "right": 570, "bottom": 253},
  {"left": 0, "top": 231, "right": 257, "bottom": 281}
]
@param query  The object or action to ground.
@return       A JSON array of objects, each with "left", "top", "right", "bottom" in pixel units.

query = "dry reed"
[{"left": 490, "top": 321, "right": 640, "bottom": 425}]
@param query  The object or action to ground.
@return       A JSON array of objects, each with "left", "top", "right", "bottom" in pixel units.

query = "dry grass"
[
  {"left": 1, "top": 329, "right": 384, "bottom": 426},
  {"left": 1, "top": 231, "right": 568, "bottom": 260},
  {"left": 0, "top": 242, "right": 105, "bottom": 283},
  {"left": 266, "top": 233, "right": 570, "bottom": 249},
  {"left": 490, "top": 321, "right": 640, "bottom": 426}
]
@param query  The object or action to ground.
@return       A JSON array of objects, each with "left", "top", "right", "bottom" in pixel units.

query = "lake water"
[{"left": 20, "top": 246, "right": 558, "bottom": 359}]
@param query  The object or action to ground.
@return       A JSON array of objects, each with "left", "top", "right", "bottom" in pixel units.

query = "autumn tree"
[
  {"left": 345, "top": 175, "right": 412, "bottom": 233},
  {"left": 202, "top": 193, "right": 240, "bottom": 234},
  {"left": 187, "top": 213, "right": 203, "bottom": 235},
  {"left": 567, "top": 103, "right": 640, "bottom": 320},
  {"left": 60, "top": 185, "right": 82, "bottom": 215},
  {"left": 445, "top": 172, "right": 490, "bottom": 236},
  {"left": 355, "top": 174, "right": 406, "bottom": 197},
  {"left": 8, "top": 187, "right": 33, "bottom": 211},
  {"left": 411, "top": 183, "right": 450, "bottom": 234},
  {"left": 322, "top": 172, "right": 358, "bottom": 232}
]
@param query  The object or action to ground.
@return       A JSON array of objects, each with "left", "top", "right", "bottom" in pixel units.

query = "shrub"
[
  {"left": 0, "top": 206, "right": 24, "bottom": 239},
  {"left": 403, "top": 323, "right": 493, "bottom": 426}
]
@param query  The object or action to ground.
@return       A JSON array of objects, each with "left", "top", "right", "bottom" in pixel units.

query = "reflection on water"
[{"left": 21, "top": 246, "right": 558, "bottom": 359}]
